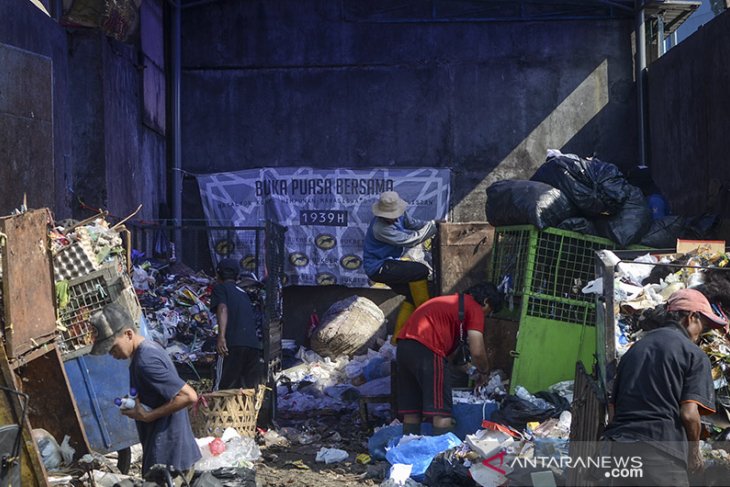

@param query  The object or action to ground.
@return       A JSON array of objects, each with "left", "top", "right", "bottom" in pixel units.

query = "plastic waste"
[
  {"left": 593, "top": 185, "right": 652, "bottom": 246},
  {"left": 195, "top": 436, "right": 261, "bottom": 471},
  {"left": 485, "top": 180, "right": 577, "bottom": 229},
  {"left": 208, "top": 438, "right": 226, "bottom": 456},
  {"left": 363, "top": 356, "right": 391, "bottom": 381},
  {"left": 385, "top": 433, "right": 462, "bottom": 479},
  {"left": 424, "top": 454, "right": 476, "bottom": 487},
  {"left": 315, "top": 447, "right": 349, "bottom": 464},
  {"left": 59, "top": 435, "right": 75, "bottom": 465},
  {"left": 515, "top": 386, "right": 552, "bottom": 410},
  {"left": 531, "top": 150, "right": 629, "bottom": 216},
  {"left": 369, "top": 424, "right": 403, "bottom": 461},
  {"left": 556, "top": 216, "right": 599, "bottom": 236},
  {"left": 388, "top": 463, "right": 413, "bottom": 484},
  {"left": 32, "top": 429, "right": 63, "bottom": 470},
  {"left": 465, "top": 429, "right": 514, "bottom": 459}
]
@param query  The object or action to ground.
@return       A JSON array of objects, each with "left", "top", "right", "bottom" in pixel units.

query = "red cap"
[{"left": 667, "top": 288, "right": 728, "bottom": 330}]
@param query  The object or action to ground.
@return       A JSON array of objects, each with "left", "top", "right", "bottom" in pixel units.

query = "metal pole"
[
  {"left": 171, "top": 2, "right": 183, "bottom": 263},
  {"left": 656, "top": 14, "right": 665, "bottom": 59},
  {"left": 635, "top": 0, "right": 648, "bottom": 167}
]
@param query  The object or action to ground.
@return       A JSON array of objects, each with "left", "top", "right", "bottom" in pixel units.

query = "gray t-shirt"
[{"left": 130, "top": 340, "right": 201, "bottom": 473}]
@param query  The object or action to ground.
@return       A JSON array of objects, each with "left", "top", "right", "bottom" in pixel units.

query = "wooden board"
[
  {"left": 435, "top": 222, "right": 495, "bottom": 295},
  {"left": 0, "top": 209, "right": 57, "bottom": 358}
]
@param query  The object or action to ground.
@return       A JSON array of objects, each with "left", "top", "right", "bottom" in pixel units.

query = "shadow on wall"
[{"left": 454, "top": 57, "right": 636, "bottom": 219}]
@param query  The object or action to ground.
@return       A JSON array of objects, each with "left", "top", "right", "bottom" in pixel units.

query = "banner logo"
[
  {"left": 289, "top": 252, "right": 310, "bottom": 267},
  {"left": 315, "top": 234, "right": 337, "bottom": 250},
  {"left": 340, "top": 254, "right": 362, "bottom": 270}
]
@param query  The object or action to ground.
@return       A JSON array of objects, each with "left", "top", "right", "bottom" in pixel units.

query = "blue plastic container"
[{"left": 452, "top": 400, "right": 498, "bottom": 440}]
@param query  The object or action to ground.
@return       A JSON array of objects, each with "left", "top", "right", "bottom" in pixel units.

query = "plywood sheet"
[
  {"left": 0, "top": 209, "right": 57, "bottom": 358},
  {"left": 436, "top": 222, "right": 495, "bottom": 295}
]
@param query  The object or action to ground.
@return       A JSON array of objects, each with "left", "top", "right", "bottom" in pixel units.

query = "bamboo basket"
[{"left": 189, "top": 387, "right": 266, "bottom": 438}]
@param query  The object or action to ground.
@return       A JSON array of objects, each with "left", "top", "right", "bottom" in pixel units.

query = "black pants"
[
  {"left": 370, "top": 259, "right": 429, "bottom": 304},
  {"left": 217, "top": 346, "right": 264, "bottom": 390},
  {"left": 396, "top": 339, "right": 452, "bottom": 418}
]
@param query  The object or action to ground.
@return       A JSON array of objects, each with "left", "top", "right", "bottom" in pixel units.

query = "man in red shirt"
[{"left": 396, "top": 282, "right": 503, "bottom": 436}]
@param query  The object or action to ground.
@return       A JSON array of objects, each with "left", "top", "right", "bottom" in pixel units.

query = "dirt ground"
[
  {"left": 256, "top": 445, "right": 386, "bottom": 487},
  {"left": 110, "top": 410, "right": 390, "bottom": 486},
  {"left": 254, "top": 411, "right": 389, "bottom": 487}
]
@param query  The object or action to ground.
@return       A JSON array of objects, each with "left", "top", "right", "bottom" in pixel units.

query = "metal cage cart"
[{"left": 489, "top": 225, "right": 630, "bottom": 393}]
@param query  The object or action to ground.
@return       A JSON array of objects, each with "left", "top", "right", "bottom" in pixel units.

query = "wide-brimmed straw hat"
[{"left": 372, "top": 191, "right": 408, "bottom": 219}]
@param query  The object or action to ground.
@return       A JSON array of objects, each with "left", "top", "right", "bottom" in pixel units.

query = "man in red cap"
[{"left": 600, "top": 288, "right": 727, "bottom": 486}]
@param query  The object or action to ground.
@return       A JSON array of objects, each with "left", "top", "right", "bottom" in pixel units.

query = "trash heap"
[
  {"left": 588, "top": 246, "right": 730, "bottom": 466},
  {"left": 485, "top": 149, "right": 715, "bottom": 247},
  {"left": 132, "top": 267, "right": 219, "bottom": 366},
  {"left": 276, "top": 340, "right": 395, "bottom": 418},
  {"left": 369, "top": 375, "right": 576, "bottom": 487},
  {"left": 50, "top": 218, "right": 126, "bottom": 277},
  {"left": 49, "top": 216, "right": 139, "bottom": 357}
]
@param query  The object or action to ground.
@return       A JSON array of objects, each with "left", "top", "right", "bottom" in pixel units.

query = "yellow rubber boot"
[
  {"left": 409, "top": 279, "right": 430, "bottom": 308},
  {"left": 391, "top": 301, "right": 415, "bottom": 344}
]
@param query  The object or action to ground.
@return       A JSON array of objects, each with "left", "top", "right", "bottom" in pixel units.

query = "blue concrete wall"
[
  {"left": 0, "top": 0, "right": 166, "bottom": 222},
  {"left": 180, "top": 0, "right": 638, "bottom": 221},
  {"left": 647, "top": 9, "right": 730, "bottom": 222}
]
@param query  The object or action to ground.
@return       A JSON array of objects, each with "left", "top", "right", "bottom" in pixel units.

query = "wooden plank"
[
  {"left": 435, "top": 222, "right": 495, "bottom": 295},
  {"left": 0, "top": 209, "right": 57, "bottom": 358},
  {"left": 0, "top": 341, "right": 48, "bottom": 486},
  {"left": 15, "top": 346, "right": 90, "bottom": 459}
]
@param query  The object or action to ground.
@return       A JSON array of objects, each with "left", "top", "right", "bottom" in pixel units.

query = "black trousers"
[
  {"left": 217, "top": 346, "right": 264, "bottom": 390},
  {"left": 370, "top": 259, "right": 429, "bottom": 304}
]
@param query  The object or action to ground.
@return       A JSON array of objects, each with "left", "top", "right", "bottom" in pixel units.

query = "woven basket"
[{"left": 189, "top": 387, "right": 266, "bottom": 438}]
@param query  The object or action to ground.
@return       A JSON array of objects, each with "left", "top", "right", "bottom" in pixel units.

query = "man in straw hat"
[
  {"left": 600, "top": 288, "right": 728, "bottom": 486},
  {"left": 364, "top": 190, "right": 437, "bottom": 340},
  {"left": 90, "top": 302, "right": 201, "bottom": 479}
]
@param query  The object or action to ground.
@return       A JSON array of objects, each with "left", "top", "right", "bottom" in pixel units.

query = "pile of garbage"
[
  {"left": 485, "top": 149, "right": 715, "bottom": 247},
  {"left": 584, "top": 246, "right": 730, "bottom": 461},
  {"left": 276, "top": 339, "right": 395, "bottom": 418},
  {"left": 132, "top": 267, "right": 219, "bottom": 365},
  {"left": 369, "top": 376, "right": 575, "bottom": 486},
  {"left": 131, "top": 264, "right": 267, "bottom": 368}
]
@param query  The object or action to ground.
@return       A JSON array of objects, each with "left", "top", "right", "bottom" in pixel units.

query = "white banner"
[{"left": 196, "top": 167, "right": 451, "bottom": 287}]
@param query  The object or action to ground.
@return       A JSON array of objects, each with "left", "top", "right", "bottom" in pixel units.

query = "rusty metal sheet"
[
  {"left": 0, "top": 337, "right": 48, "bottom": 486},
  {"left": 15, "top": 346, "right": 90, "bottom": 459},
  {"left": 435, "top": 222, "right": 495, "bottom": 295},
  {"left": 0, "top": 209, "right": 57, "bottom": 358}
]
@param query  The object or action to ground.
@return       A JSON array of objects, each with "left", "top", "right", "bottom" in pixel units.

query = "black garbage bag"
[
  {"left": 556, "top": 216, "right": 599, "bottom": 236},
  {"left": 643, "top": 254, "right": 693, "bottom": 286},
  {"left": 593, "top": 185, "right": 652, "bottom": 247},
  {"left": 535, "top": 391, "right": 571, "bottom": 415},
  {"left": 686, "top": 213, "right": 720, "bottom": 238},
  {"left": 485, "top": 180, "right": 577, "bottom": 229},
  {"left": 640, "top": 215, "right": 687, "bottom": 248},
  {"left": 191, "top": 468, "right": 257, "bottom": 487},
  {"left": 424, "top": 451, "right": 477, "bottom": 487},
  {"left": 531, "top": 153, "right": 629, "bottom": 216},
  {"left": 491, "top": 395, "right": 560, "bottom": 431}
]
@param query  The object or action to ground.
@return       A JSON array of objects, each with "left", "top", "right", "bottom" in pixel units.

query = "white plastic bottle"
[
  {"left": 114, "top": 396, "right": 136, "bottom": 409},
  {"left": 115, "top": 388, "right": 152, "bottom": 411}
]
